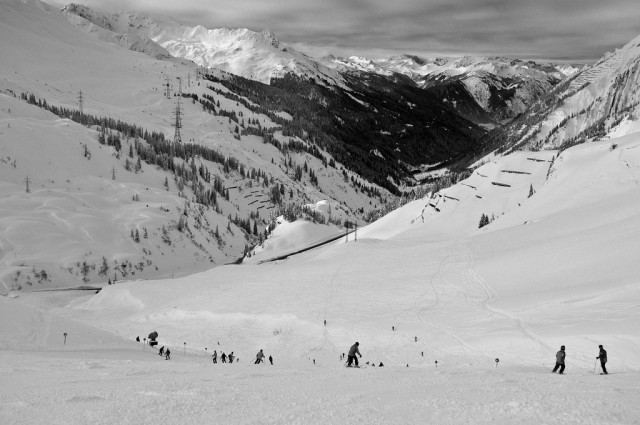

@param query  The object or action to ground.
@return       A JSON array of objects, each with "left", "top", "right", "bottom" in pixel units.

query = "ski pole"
[{"left": 593, "top": 359, "right": 598, "bottom": 374}]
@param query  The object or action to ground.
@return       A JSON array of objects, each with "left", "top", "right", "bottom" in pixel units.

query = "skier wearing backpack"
[
  {"left": 596, "top": 345, "right": 608, "bottom": 374},
  {"left": 552, "top": 345, "right": 566, "bottom": 374},
  {"left": 255, "top": 349, "right": 265, "bottom": 364},
  {"left": 347, "top": 342, "right": 362, "bottom": 367}
]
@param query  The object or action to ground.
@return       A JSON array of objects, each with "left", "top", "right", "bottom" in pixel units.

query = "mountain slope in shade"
[
  {"left": 61, "top": 3, "right": 345, "bottom": 87},
  {"left": 491, "top": 33, "right": 640, "bottom": 152}
]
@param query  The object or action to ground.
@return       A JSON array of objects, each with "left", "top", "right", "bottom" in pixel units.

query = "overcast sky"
[{"left": 52, "top": 0, "right": 640, "bottom": 63}]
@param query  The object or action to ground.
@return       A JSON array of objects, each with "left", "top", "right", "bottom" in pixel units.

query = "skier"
[
  {"left": 392, "top": 326, "right": 395, "bottom": 331},
  {"left": 221, "top": 352, "right": 227, "bottom": 363},
  {"left": 324, "top": 320, "right": 326, "bottom": 326},
  {"left": 228, "top": 352, "right": 235, "bottom": 363},
  {"left": 552, "top": 345, "right": 566, "bottom": 374},
  {"left": 136, "top": 336, "right": 140, "bottom": 342},
  {"left": 346, "top": 342, "right": 362, "bottom": 367},
  {"left": 269, "top": 355, "right": 273, "bottom": 365},
  {"left": 158, "top": 346, "right": 164, "bottom": 356},
  {"left": 212, "top": 350, "right": 217, "bottom": 364},
  {"left": 596, "top": 345, "right": 608, "bottom": 374},
  {"left": 255, "top": 349, "right": 265, "bottom": 364},
  {"left": 165, "top": 348, "right": 171, "bottom": 360}
]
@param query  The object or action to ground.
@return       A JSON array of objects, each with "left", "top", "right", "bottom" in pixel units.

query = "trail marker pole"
[
  {"left": 184, "top": 342, "right": 186, "bottom": 355},
  {"left": 143, "top": 338, "right": 146, "bottom": 349},
  {"left": 593, "top": 359, "right": 598, "bottom": 374},
  {"left": 205, "top": 348, "right": 207, "bottom": 357},
  {"left": 63, "top": 332, "right": 67, "bottom": 345},
  {"left": 435, "top": 360, "right": 438, "bottom": 368},
  {"left": 495, "top": 358, "right": 500, "bottom": 368}
]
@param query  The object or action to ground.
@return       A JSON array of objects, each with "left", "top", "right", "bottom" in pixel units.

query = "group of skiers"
[
  {"left": 158, "top": 346, "right": 170, "bottom": 360},
  {"left": 552, "top": 344, "right": 608, "bottom": 374},
  {"left": 211, "top": 350, "right": 237, "bottom": 363},
  {"left": 139, "top": 333, "right": 612, "bottom": 373}
]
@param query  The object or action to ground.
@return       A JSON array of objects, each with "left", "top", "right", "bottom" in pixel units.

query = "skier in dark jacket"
[
  {"left": 228, "top": 352, "right": 234, "bottom": 363},
  {"left": 347, "top": 342, "right": 362, "bottom": 367},
  {"left": 255, "top": 349, "right": 265, "bottom": 364},
  {"left": 552, "top": 345, "right": 566, "bottom": 374},
  {"left": 212, "top": 350, "right": 217, "bottom": 364},
  {"left": 221, "top": 352, "right": 227, "bottom": 363},
  {"left": 596, "top": 345, "right": 608, "bottom": 374},
  {"left": 269, "top": 355, "right": 273, "bottom": 365},
  {"left": 158, "top": 346, "right": 164, "bottom": 356},
  {"left": 165, "top": 348, "right": 171, "bottom": 360}
]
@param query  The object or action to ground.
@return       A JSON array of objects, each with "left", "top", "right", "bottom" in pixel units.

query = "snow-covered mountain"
[
  {"left": 3, "top": 113, "right": 639, "bottom": 424},
  {"left": 61, "top": 3, "right": 345, "bottom": 87},
  {"left": 328, "top": 55, "right": 580, "bottom": 125},
  {"left": 0, "top": 0, "right": 385, "bottom": 292},
  {"left": 491, "top": 33, "right": 640, "bottom": 152}
]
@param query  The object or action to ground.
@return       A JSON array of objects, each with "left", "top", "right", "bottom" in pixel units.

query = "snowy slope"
[
  {"left": 3, "top": 132, "right": 639, "bottom": 424},
  {"left": 0, "top": 0, "right": 384, "bottom": 292},
  {"left": 36, "top": 133, "right": 640, "bottom": 372},
  {"left": 502, "top": 33, "right": 640, "bottom": 151},
  {"left": 3, "top": 288, "right": 639, "bottom": 425}
]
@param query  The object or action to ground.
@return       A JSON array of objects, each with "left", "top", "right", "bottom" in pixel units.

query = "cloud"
[{"left": 51, "top": 0, "right": 640, "bottom": 62}]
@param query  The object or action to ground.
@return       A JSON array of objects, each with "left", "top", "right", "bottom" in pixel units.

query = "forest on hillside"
[{"left": 204, "top": 72, "right": 486, "bottom": 194}]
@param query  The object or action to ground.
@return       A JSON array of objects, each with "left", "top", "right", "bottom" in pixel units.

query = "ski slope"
[{"left": 3, "top": 131, "right": 640, "bottom": 423}]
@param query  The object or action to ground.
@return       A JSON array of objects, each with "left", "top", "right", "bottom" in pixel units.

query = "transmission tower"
[
  {"left": 78, "top": 90, "right": 84, "bottom": 114},
  {"left": 172, "top": 97, "right": 183, "bottom": 144},
  {"left": 165, "top": 77, "right": 171, "bottom": 99}
]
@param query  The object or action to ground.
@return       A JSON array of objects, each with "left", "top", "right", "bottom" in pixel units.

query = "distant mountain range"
[
  {"left": 327, "top": 55, "right": 580, "bottom": 126},
  {"left": 61, "top": 3, "right": 578, "bottom": 127}
]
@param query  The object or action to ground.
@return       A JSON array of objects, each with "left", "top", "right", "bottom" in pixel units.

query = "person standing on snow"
[
  {"left": 165, "top": 348, "right": 171, "bottom": 360},
  {"left": 269, "top": 355, "right": 273, "bottom": 365},
  {"left": 255, "top": 349, "right": 265, "bottom": 364},
  {"left": 596, "top": 345, "right": 608, "bottom": 374},
  {"left": 228, "top": 352, "right": 235, "bottom": 363},
  {"left": 347, "top": 342, "right": 362, "bottom": 367},
  {"left": 552, "top": 345, "right": 566, "bottom": 374},
  {"left": 221, "top": 352, "right": 227, "bottom": 363},
  {"left": 212, "top": 350, "right": 217, "bottom": 364},
  {"left": 158, "top": 346, "right": 164, "bottom": 356}
]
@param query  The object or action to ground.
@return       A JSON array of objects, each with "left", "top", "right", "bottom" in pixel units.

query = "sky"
[{"left": 50, "top": 0, "right": 640, "bottom": 63}]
